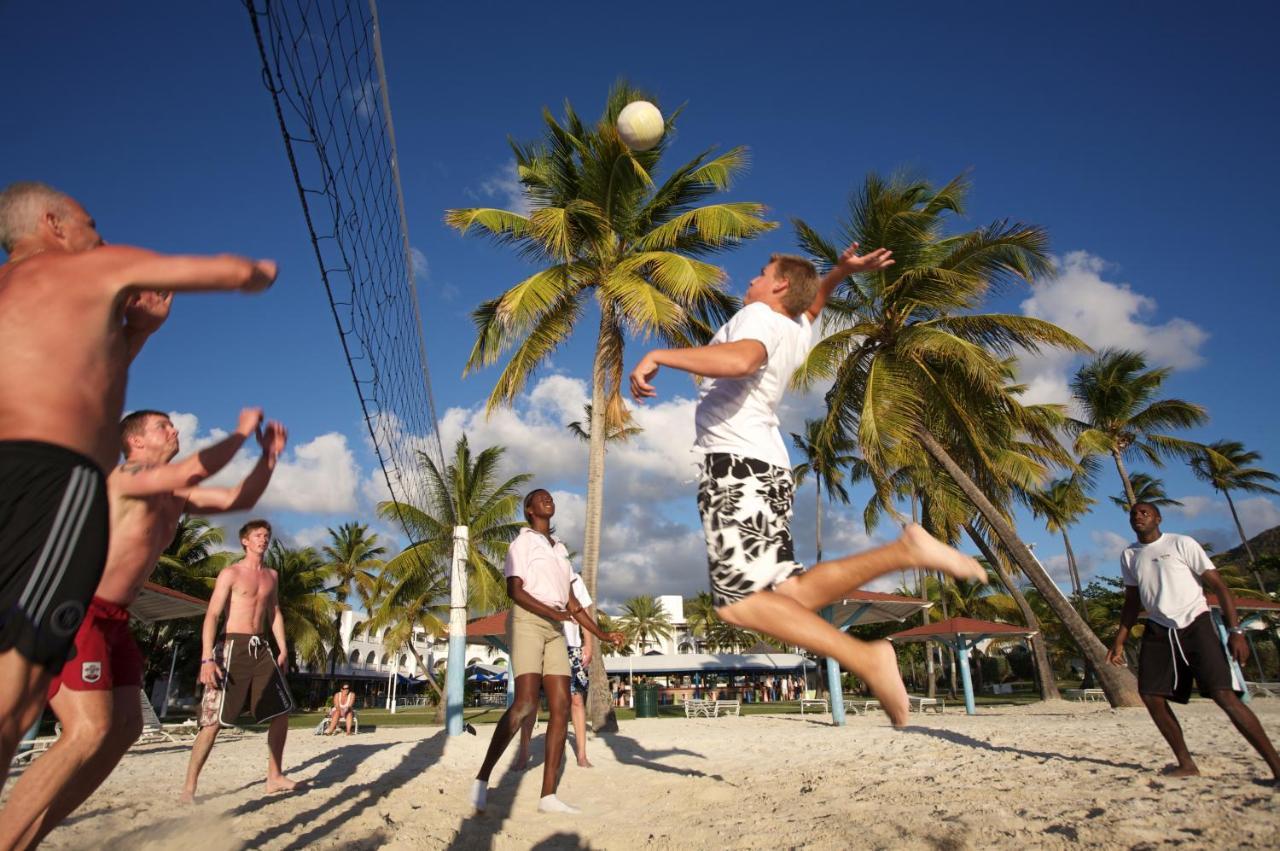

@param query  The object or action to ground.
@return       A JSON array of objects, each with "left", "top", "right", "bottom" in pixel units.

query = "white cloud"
[
  {"left": 1090, "top": 529, "right": 1129, "bottom": 561},
  {"left": 171, "top": 412, "right": 361, "bottom": 515},
  {"left": 478, "top": 162, "right": 532, "bottom": 216},
  {"left": 344, "top": 79, "right": 379, "bottom": 120},
  {"left": 1016, "top": 251, "right": 1209, "bottom": 406},
  {"left": 1237, "top": 496, "right": 1280, "bottom": 539},
  {"left": 410, "top": 247, "right": 429, "bottom": 281},
  {"left": 1166, "top": 495, "right": 1218, "bottom": 519}
]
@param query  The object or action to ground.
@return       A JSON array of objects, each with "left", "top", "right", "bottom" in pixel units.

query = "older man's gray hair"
[{"left": 0, "top": 182, "right": 73, "bottom": 254}]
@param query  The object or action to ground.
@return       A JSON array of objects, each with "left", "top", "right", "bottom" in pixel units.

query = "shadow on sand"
[{"left": 904, "top": 725, "right": 1146, "bottom": 771}]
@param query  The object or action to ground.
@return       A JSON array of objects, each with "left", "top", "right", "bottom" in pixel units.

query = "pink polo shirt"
[{"left": 504, "top": 528, "right": 572, "bottom": 609}]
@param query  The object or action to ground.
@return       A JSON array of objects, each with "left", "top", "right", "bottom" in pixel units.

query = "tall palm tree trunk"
[
  {"left": 815, "top": 473, "right": 823, "bottom": 563},
  {"left": 936, "top": 571, "right": 956, "bottom": 696},
  {"left": 916, "top": 428, "right": 1141, "bottom": 707},
  {"left": 1061, "top": 531, "right": 1088, "bottom": 622},
  {"left": 1223, "top": 489, "right": 1268, "bottom": 594},
  {"left": 405, "top": 644, "right": 446, "bottom": 724},
  {"left": 1112, "top": 448, "right": 1137, "bottom": 510},
  {"left": 585, "top": 306, "right": 620, "bottom": 732},
  {"left": 920, "top": 568, "right": 935, "bottom": 698},
  {"left": 965, "top": 524, "right": 1060, "bottom": 700}
]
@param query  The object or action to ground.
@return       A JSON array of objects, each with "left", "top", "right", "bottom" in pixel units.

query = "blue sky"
[{"left": 4, "top": 1, "right": 1278, "bottom": 606}]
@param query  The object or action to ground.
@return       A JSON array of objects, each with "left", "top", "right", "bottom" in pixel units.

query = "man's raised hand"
[
  {"left": 236, "top": 407, "right": 264, "bottom": 437},
  {"left": 260, "top": 421, "right": 288, "bottom": 460},
  {"left": 244, "top": 259, "right": 278, "bottom": 293},
  {"left": 124, "top": 289, "right": 173, "bottom": 333},
  {"left": 836, "top": 243, "right": 895, "bottom": 276},
  {"left": 629, "top": 354, "right": 660, "bottom": 403}
]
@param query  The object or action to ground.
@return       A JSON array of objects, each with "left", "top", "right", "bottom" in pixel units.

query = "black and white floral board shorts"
[
  {"left": 567, "top": 645, "right": 589, "bottom": 695},
  {"left": 697, "top": 452, "right": 804, "bottom": 609}
]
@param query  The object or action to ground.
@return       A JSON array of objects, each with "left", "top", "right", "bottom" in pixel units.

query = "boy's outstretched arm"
[
  {"left": 804, "top": 243, "right": 895, "bottom": 322},
  {"left": 629, "top": 340, "right": 766, "bottom": 402}
]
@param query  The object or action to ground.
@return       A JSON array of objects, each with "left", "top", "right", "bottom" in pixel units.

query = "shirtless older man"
[
  {"left": 0, "top": 181, "right": 276, "bottom": 775},
  {"left": 181, "top": 520, "right": 301, "bottom": 802},
  {"left": 0, "top": 408, "right": 287, "bottom": 848}
]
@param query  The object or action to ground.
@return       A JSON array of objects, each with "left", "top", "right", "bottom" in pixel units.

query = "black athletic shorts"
[
  {"left": 1139, "top": 612, "right": 1241, "bottom": 703},
  {"left": 201, "top": 634, "right": 294, "bottom": 727},
  {"left": 0, "top": 441, "right": 109, "bottom": 672}
]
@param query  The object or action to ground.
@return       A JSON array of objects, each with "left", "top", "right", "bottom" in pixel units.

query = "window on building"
[
  {"left": 678, "top": 643, "right": 693, "bottom": 654},
  {"left": 380, "top": 654, "right": 389, "bottom": 666},
  {"left": 349, "top": 649, "right": 360, "bottom": 664},
  {"left": 365, "top": 651, "right": 376, "bottom": 665}
]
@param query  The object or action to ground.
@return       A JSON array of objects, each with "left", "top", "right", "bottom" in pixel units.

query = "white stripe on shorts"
[{"left": 18, "top": 467, "right": 92, "bottom": 617}]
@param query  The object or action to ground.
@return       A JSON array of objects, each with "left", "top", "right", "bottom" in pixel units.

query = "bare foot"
[
  {"left": 858, "top": 640, "right": 910, "bottom": 727},
  {"left": 576, "top": 758, "right": 593, "bottom": 768},
  {"left": 902, "top": 524, "right": 987, "bottom": 584},
  {"left": 1161, "top": 764, "right": 1200, "bottom": 778},
  {"left": 266, "top": 776, "right": 306, "bottom": 794},
  {"left": 513, "top": 755, "right": 531, "bottom": 771},
  {"left": 178, "top": 791, "right": 196, "bottom": 805}
]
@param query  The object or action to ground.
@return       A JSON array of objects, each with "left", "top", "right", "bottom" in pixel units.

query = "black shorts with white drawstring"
[{"left": 1138, "top": 612, "right": 1240, "bottom": 703}]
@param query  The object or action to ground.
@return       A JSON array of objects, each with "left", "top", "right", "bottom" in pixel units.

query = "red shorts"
[{"left": 48, "top": 596, "right": 143, "bottom": 698}]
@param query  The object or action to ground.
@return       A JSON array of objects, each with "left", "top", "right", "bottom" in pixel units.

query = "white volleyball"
[{"left": 616, "top": 101, "right": 665, "bottom": 151}]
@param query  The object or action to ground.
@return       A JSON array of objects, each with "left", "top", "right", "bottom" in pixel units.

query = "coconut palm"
[
  {"left": 1069, "top": 348, "right": 1208, "bottom": 509},
  {"left": 617, "top": 595, "right": 674, "bottom": 653},
  {"left": 795, "top": 172, "right": 1141, "bottom": 706},
  {"left": 1191, "top": 439, "right": 1280, "bottom": 593},
  {"left": 684, "top": 591, "right": 717, "bottom": 652},
  {"left": 1106, "top": 471, "right": 1182, "bottom": 511},
  {"left": 142, "top": 517, "right": 238, "bottom": 686},
  {"left": 377, "top": 435, "right": 529, "bottom": 615},
  {"left": 791, "top": 418, "right": 864, "bottom": 563},
  {"left": 567, "top": 403, "right": 643, "bottom": 445},
  {"left": 446, "top": 82, "right": 773, "bottom": 727},
  {"left": 368, "top": 560, "right": 450, "bottom": 720},
  {"left": 1028, "top": 477, "right": 1096, "bottom": 620},
  {"left": 321, "top": 522, "right": 386, "bottom": 688},
  {"left": 266, "top": 542, "right": 338, "bottom": 673}
]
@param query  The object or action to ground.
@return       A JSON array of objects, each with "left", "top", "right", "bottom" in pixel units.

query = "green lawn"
[{"left": 275, "top": 688, "right": 1059, "bottom": 732}]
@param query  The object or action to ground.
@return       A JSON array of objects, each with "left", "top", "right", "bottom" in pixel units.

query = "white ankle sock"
[
  {"left": 538, "top": 794, "right": 580, "bottom": 814},
  {"left": 471, "top": 780, "right": 488, "bottom": 812}
]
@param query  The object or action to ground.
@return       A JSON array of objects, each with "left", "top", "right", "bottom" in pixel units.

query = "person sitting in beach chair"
[{"left": 324, "top": 684, "right": 357, "bottom": 736}]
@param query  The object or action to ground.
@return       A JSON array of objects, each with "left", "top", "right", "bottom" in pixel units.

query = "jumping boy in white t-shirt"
[{"left": 629, "top": 245, "right": 987, "bottom": 726}]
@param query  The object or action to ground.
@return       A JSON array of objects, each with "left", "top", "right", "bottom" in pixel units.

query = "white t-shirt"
[
  {"left": 694, "top": 302, "right": 814, "bottom": 469},
  {"left": 563, "top": 573, "right": 593, "bottom": 648},
  {"left": 1119, "top": 533, "right": 1215, "bottom": 629},
  {"left": 504, "top": 528, "right": 572, "bottom": 610}
]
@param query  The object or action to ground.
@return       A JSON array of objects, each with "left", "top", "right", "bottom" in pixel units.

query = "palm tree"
[
  {"left": 1029, "top": 477, "right": 1095, "bottom": 620},
  {"left": 596, "top": 611, "right": 633, "bottom": 655},
  {"left": 617, "top": 595, "right": 674, "bottom": 653},
  {"left": 567, "top": 403, "right": 643, "bottom": 445},
  {"left": 684, "top": 591, "right": 717, "bottom": 652},
  {"left": 1191, "top": 439, "right": 1280, "bottom": 593},
  {"left": 369, "top": 562, "right": 449, "bottom": 720},
  {"left": 266, "top": 542, "right": 338, "bottom": 673},
  {"left": 1106, "top": 472, "right": 1182, "bottom": 511},
  {"left": 377, "top": 435, "right": 529, "bottom": 615},
  {"left": 1069, "top": 348, "right": 1208, "bottom": 509},
  {"left": 791, "top": 418, "right": 863, "bottom": 563},
  {"left": 142, "top": 517, "right": 237, "bottom": 688},
  {"left": 320, "top": 522, "right": 386, "bottom": 689},
  {"left": 963, "top": 524, "right": 1060, "bottom": 700},
  {"left": 795, "top": 172, "right": 1141, "bottom": 706},
  {"left": 446, "top": 82, "right": 773, "bottom": 727}
]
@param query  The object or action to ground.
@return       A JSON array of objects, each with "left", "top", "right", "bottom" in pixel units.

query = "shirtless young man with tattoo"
[
  {"left": 181, "top": 520, "right": 302, "bottom": 803},
  {"left": 0, "top": 409, "right": 287, "bottom": 847},
  {"left": 0, "top": 181, "right": 276, "bottom": 781}
]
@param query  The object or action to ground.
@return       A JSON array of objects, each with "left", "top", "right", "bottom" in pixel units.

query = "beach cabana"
[
  {"left": 823, "top": 591, "right": 934, "bottom": 725},
  {"left": 467, "top": 611, "right": 514, "bottom": 704},
  {"left": 888, "top": 617, "right": 1036, "bottom": 715}
]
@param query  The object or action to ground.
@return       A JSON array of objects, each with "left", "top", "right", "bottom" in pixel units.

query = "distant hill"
[{"left": 1215, "top": 524, "right": 1280, "bottom": 565}]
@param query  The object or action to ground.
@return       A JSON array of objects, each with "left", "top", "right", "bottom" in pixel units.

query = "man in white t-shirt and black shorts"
[
  {"left": 1107, "top": 502, "right": 1280, "bottom": 782},
  {"left": 629, "top": 245, "right": 988, "bottom": 726}
]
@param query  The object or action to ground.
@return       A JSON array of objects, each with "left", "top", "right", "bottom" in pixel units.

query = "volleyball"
[{"left": 616, "top": 101, "right": 664, "bottom": 151}]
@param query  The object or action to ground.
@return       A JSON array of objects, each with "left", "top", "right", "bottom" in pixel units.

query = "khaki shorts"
[{"left": 509, "top": 606, "right": 570, "bottom": 678}]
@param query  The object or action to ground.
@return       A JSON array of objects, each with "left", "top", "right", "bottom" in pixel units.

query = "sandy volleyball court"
[{"left": 13, "top": 700, "right": 1278, "bottom": 850}]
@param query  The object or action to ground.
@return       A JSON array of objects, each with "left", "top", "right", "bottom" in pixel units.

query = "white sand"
[{"left": 12, "top": 700, "right": 1279, "bottom": 849}]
